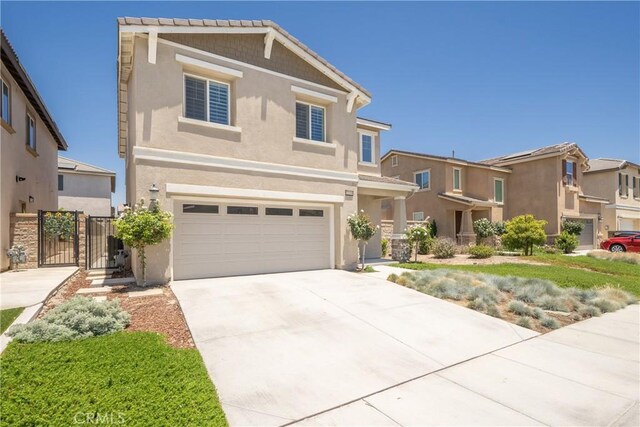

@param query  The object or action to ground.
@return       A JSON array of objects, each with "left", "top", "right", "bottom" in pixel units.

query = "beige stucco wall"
[
  {"left": 381, "top": 155, "right": 508, "bottom": 239},
  {"left": 1, "top": 67, "right": 59, "bottom": 270},
  {"left": 357, "top": 194, "right": 382, "bottom": 259},
  {"left": 58, "top": 173, "right": 113, "bottom": 216},
  {"left": 124, "top": 34, "right": 372, "bottom": 283}
]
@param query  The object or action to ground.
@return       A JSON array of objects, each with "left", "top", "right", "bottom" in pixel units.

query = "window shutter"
[
  {"left": 562, "top": 159, "right": 567, "bottom": 184},
  {"left": 625, "top": 174, "right": 629, "bottom": 196},
  {"left": 295, "top": 103, "right": 309, "bottom": 139},
  {"left": 208, "top": 81, "right": 229, "bottom": 125},
  {"left": 619, "top": 173, "right": 623, "bottom": 195},
  {"left": 184, "top": 76, "right": 206, "bottom": 121}
]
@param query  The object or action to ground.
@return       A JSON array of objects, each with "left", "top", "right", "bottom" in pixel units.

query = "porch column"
[
  {"left": 391, "top": 196, "right": 410, "bottom": 261},
  {"left": 458, "top": 209, "right": 476, "bottom": 245},
  {"left": 392, "top": 196, "right": 407, "bottom": 234}
]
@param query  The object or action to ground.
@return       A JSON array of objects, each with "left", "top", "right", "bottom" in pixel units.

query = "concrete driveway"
[
  {"left": 171, "top": 269, "right": 538, "bottom": 425},
  {"left": 0, "top": 267, "right": 78, "bottom": 309}
]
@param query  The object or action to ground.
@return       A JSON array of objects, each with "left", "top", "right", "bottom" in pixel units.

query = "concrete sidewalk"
[
  {"left": 0, "top": 267, "right": 78, "bottom": 309},
  {"left": 298, "top": 304, "right": 640, "bottom": 426}
]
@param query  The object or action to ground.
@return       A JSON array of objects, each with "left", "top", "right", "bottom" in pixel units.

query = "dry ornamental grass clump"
[
  {"left": 588, "top": 250, "right": 640, "bottom": 265},
  {"left": 389, "top": 269, "right": 637, "bottom": 332}
]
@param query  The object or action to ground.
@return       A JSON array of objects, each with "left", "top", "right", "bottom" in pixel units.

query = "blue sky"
[{"left": 2, "top": 1, "right": 639, "bottom": 205}]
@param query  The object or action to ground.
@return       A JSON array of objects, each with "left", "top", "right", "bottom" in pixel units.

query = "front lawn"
[
  {"left": 0, "top": 307, "right": 24, "bottom": 334},
  {"left": 394, "top": 259, "right": 640, "bottom": 296},
  {"left": 0, "top": 332, "right": 227, "bottom": 426}
]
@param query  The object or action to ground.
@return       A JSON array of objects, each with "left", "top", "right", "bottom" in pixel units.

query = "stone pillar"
[
  {"left": 458, "top": 209, "right": 476, "bottom": 245},
  {"left": 9, "top": 213, "right": 39, "bottom": 269},
  {"left": 391, "top": 196, "right": 410, "bottom": 261},
  {"left": 77, "top": 213, "right": 86, "bottom": 269}
]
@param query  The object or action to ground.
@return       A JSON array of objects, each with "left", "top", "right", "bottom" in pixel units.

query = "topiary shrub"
[
  {"left": 555, "top": 231, "right": 579, "bottom": 254},
  {"left": 562, "top": 219, "right": 584, "bottom": 236},
  {"left": 8, "top": 297, "right": 130, "bottom": 343},
  {"left": 469, "top": 245, "right": 495, "bottom": 259},
  {"left": 432, "top": 238, "right": 456, "bottom": 259}
]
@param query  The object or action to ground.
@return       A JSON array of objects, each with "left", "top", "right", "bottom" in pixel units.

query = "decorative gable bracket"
[{"left": 264, "top": 29, "right": 276, "bottom": 59}]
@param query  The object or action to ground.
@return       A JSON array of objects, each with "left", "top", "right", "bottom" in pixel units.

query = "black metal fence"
[
  {"left": 86, "top": 216, "right": 123, "bottom": 269},
  {"left": 38, "top": 210, "right": 79, "bottom": 267}
]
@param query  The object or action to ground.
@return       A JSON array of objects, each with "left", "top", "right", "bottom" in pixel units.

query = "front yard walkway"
[
  {"left": 0, "top": 267, "right": 78, "bottom": 309},
  {"left": 171, "top": 269, "right": 537, "bottom": 425}
]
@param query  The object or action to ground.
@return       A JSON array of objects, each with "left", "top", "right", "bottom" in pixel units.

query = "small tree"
[
  {"left": 114, "top": 199, "right": 173, "bottom": 285},
  {"left": 405, "top": 223, "right": 432, "bottom": 262},
  {"left": 347, "top": 210, "right": 378, "bottom": 270},
  {"left": 562, "top": 219, "right": 584, "bottom": 236},
  {"left": 501, "top": 214, "right": 547, "bottom": 256},
  {"left": 473, "top": 218, "right": 495, "bottom": 239}
]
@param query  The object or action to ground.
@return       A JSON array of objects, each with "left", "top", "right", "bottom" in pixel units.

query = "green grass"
[
  {"left": 0, "top": 307, "right": 24, "bottom": 334},
  {"left": 394, "top": 260, "right": 640, "bottom": 296},
  {"left": 0, "top": 332, "right": 227, "bottom": 426}
]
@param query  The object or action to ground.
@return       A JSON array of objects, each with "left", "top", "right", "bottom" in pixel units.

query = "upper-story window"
[
  {"left": 26, "top": 112, "right": 36, "bottom": 151},
  {"left": 415, "top": 169, "right": 431, "bottom": 190},
  {"left": 184, "top": 75, "right": 230, "bottom": 126},
  {"left": 453, "top": 168, "right": 462, "bottom": 191},
  {"left": 391, "top": 155, "right": 398, "bottom": 167},
  {"left": 296, "top": 102, "right": 325, "bottom": 142},
  {"left": 633, "top": 176, "right": 639, "bottom": 199},
  {"left": 359, "top": 133, "right": 375, "bottom": 165},
  {"left": 494, "top": 178, "right": 504, "bottom": 204},
  {"left": 1, "top": 77, "right": 10, "bottom": 125},
  {"left": 563, "top": 160, "right": 576, "bottom": 186},
  {"left": 619, "top": 173, "right": 629, "bottom": 197}
]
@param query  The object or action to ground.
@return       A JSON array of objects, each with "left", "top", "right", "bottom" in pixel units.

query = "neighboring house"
[
  {"left": 58, "top": 156, "right": 116, "bottom": 216},
  {"left": 117, "top": 18, "right": 416, "bottom": 282},
  {"left": 480, "top": 142, "right": 608, "bottom": 249},
  {"left": 1, "top": 30, "right": 68, "bottom": 271},
  {"left": 380, "top": 150, "right": 511, "bottom": 243},
  {"left": 582, "top": 158, "right": 640, "bottom": 235}
]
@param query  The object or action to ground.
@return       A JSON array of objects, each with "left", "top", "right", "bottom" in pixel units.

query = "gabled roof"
[
  {"left": 1, "top": 30, "right": 67, "bottom": 150},
  {"left": 58, "top": 156, "right": 116, "bottom": 192},
  {"left": 438, "top": 193, "right": 501, "bottom": 208},
  {"left": 381, "top": 149, "right": 512, "bottom": 173},
  {"left": 585, "top": 158, "right": 640, "bottom": 174},
  {"left": 357, "top": 117, "right": 391, "bottom": 131},
  {"left": 480, "top": 142, "right": 587, "bottom": 166}
]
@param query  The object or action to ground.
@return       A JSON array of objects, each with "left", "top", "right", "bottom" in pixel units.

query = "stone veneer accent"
[{"left": 9, "top": 213, "right": 39, "bottom": 269}]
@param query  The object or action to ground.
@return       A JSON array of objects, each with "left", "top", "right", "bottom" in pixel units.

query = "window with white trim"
[
  {"left": 413, "top": 212, "right": 425, "bottom": 221},
  {"left": 619, "top": 173, "right": 629, "bottom": 197},
  {"left": 564, "top": 161, "right": 575, "bottom": 186},
  {"left": 184, "top": 75, "right": 230, "bottom": 125},
  {"left": 1, "top": 78, "right": 10, "bottom": 124},
  {"left": 494, "top": 178, "right": 504, "bottom": 204},
  {"left": 296, "top": 102, "right": 325, "bottom": 142},
  {"left": 26, "top": 112, "right": 36, "bottom": 151},
  {"left": 453, "top": 168, "right": 462, "bottom": 191},
  {"left": 391, "top": 155, "right": 398, "bottom": 167},
  {"left": 359, "top": 133, "right": 374, "bottom": 164},
  {"left": 414, "top": 170, "right": 430, "bottom": 190}
]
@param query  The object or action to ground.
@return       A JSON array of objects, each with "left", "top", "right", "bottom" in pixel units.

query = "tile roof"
[
  {"left": 586, "top": 158, "right": 640, "bottom": 173},
  {"left": 117, "top": 17, "right": 371, "bottom": 98},
  {"left": 480, "top": 142, "right": 583, "bottom": 165},
  {"left": 358, "top": 174, "right": 416, "bottom": 186},
  {"left": 437, "top": 192, "right": 500, "bottom": 207},
  {"left": 381, "top": 149, "right": 512, "bottom": 172}
]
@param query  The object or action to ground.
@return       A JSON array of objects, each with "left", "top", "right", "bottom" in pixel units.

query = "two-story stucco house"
[
  {"left": 583, "top": 158, "right": 640, "bottom": 235},
  {"left": 58, "top": 156, "right": 116, "bottom": 216},
  {"left": 117, "top": 18, "right": 416, "bottom": 282},
  {"left": 480, "top": 142, "right": 608, "bottom": 249},
  {"left": 380, "top": 150, "right": 511, "bottom": 243},
  {"left": 1, "top": 30, "right": 68, "bottom": 271}
]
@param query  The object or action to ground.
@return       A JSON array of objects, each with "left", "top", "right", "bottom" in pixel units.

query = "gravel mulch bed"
[
  {"left": 38, "top": 270, "right": 194, "bottom": 349},
  {"left": 416, "top": 254, "right": 546, "bottom": 266}
]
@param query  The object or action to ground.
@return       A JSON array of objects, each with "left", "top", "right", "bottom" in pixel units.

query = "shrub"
[
  {"left": 468, "top": 286, "right": 501, "bottom": 305},
  {"left": 555, "top": 231, "right": 579, "bottom": 254},
  {"left": 467, "top": 299, "right": 487, "bottom": 312},
  {"left": 597, "top": 287, "right": 637, "bottom": 305},
  {"left": 396, "top": 275, "right": 411, "bottom": 286},
  {"left": 578, "top": 305, "right": 602, "bottom": 318},
  {"left": 430, "top": 220, "right": 438, "bottom": 238},
  {"left": 469, "top": 245, "right": 495, "bottom": 259},
  {"left": 539, "top": 316, "right": 560, "bottom": 330},
  {"left": 473, "top": 218, "right": 495, "bottom": 239},
  {"left": 432, "top": 238, "right": 457, "bottom": 259},
  {"left": 418, "top": 239, "right": 433, "bottom": 255},
  {"left": 508, "top": 300, "right": 532, "bottom": 316},
  {"left": 590, "top": 298, "right": 623, "bottom": 313},
  {"left": 381, "top": 238, "right": 389, "bottom": 257},
  {"left": 486, "top": 305, "right": 501, "bottom": 318},
  {"left": 8, "top": 297, "right": 130, "bottom": 343},
  {"left": 493, "top": 221, "right": 507, "bottom": 236},
  {"left": 531, "top": 307, "right": 545, "bottom": 319},
  {"left": 542, "top": 245, "right": 561, "bottom": 254},
  {"left": 516, "top": 316, "right": 532, "bottom": 329},
  {"left": 43, "top": 210, "right": 75, "bottom": 240},
  {"left": 387, "top": 273, "right": 399, "bottom": 283},
  {"left": 535, "top": 295, "right": 570, "bottom": 312},
  {"left": 514, "top": 280, "right": 562, "bottom": 303},
  {"left": 501, "top": 214, "right": 547, "bottom": 256},
  {"left": 562, "top": 219, "right": 585, "bottom": 236}
]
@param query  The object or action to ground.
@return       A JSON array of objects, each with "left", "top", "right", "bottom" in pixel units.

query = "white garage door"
[
  {"left": 619, "top": 218, "right": 635, "bottom": 231},
  {"left": 173, "top": 201, "right": 331, "bottom": 280}
]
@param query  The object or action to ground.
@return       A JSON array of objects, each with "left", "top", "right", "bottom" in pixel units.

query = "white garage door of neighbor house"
[
  {"left": 576, "top": 219, "right": 594, "bottom": 249},
  {"left": 619, "top": 218, "right": 635, "bottom": 231},
  {"left": 173, "top": 201, "right": 331, "bottom": 280}
]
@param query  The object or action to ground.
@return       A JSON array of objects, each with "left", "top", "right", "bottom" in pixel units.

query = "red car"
[{"left": 600, "top": 233, "right": 640, "bottom": 253}]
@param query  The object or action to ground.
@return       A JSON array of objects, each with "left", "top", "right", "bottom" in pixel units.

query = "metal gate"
[
  {"left": 86, "top": 216, "right": 123, "bottom": 269},
  {"left": 38, "top": 210, "right": 79, "bottom": 267}
]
